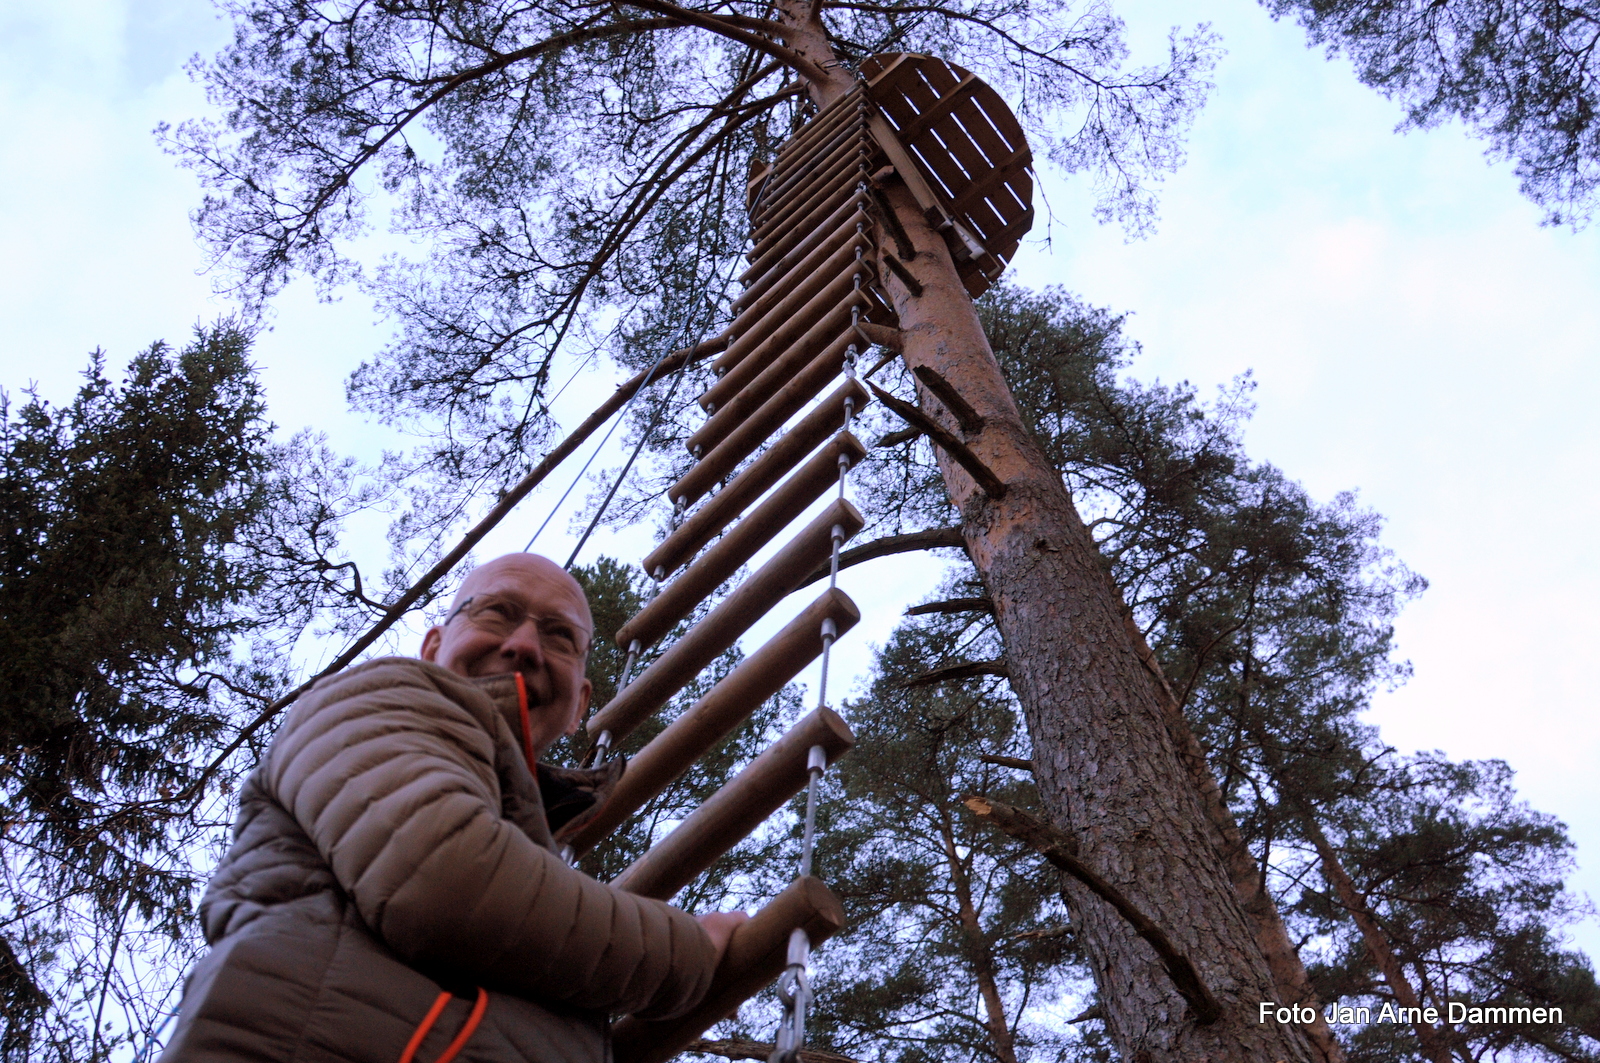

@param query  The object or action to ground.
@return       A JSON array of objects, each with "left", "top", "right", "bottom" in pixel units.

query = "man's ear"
[
  {"left": 420, "top": 626, "right": 443, "bottom": 662},
  {"left": 565, "top": 678, "right": 592, "bottom": 736}
]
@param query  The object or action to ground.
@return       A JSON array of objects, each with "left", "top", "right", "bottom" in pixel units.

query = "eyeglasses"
[{"left": 445, "top": 594, "right": 592, "bottom": 657}]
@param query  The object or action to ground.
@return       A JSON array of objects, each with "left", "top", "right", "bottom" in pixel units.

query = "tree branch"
[
  {"left": 979, "top": 754, "right": 1034, "bottom": 771},
  {"left": 620, "top": 0, "right": 829, "bottom": 82},
  {"left": 963, "top": 795, "right": 1223, "bottom": 1025},
  {"left": 906, "top": 596, "right": 994, "bottom": 616},
  {"left": 798, "top": 526, "right": 967, "bottom": 588}
]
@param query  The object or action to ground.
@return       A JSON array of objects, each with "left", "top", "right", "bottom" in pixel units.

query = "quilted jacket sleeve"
[{"left": 262, "top": 658, "right": 717, "bottom": 1019}]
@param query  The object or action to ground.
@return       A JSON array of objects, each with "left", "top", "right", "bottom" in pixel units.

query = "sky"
[{"left": 2, "top": 0, "right": 1597, "bottom": 966}]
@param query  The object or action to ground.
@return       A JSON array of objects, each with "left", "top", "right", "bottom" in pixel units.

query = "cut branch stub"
[
  {"left": 962, "top": 795, "right": 1224, "bottom": 1026},
  {"left": 912, "top": 364, "right": 984, "bottom": 433},
  {"left": 905, "top": 596, "right": 994, "bottom": 616},
  {"left": 895, "top": 658, "right": 1009, "bottom": 690},
  {"left": 866, "top": 381, "right": 1007, "bottom": 499},
  {"left": 798, "top": 526, "right": 967, "bottom": 588}
]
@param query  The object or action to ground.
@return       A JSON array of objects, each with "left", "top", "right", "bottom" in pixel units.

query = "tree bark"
[{"left": 766, "top": 6, "right": 1331, "bottom": 1060}]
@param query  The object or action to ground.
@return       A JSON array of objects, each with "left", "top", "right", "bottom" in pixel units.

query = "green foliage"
[
  {"left": 800, "top": 595, "right": 1089, "bottom": 1063},
  {"left": 0, "top": 328, "right": 276, "bottom": 1059},
  {"left": 1294, "top": 755, "right": 1600, "bottom": 1063},
  {"left": 0, "top": 328, "right": 382, "bottom": 1063},
  {"left": 1259, "top": 0, "right": 1600, "bottom": 226},
  {"left": 167, "top": 0, "right": 1218, "bottom": 516},
  {"left": 808, "top": 282, "right": 1599, "bottom": 1063}
]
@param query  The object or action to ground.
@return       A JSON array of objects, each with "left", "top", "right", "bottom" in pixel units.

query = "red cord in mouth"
[{"left": 513, "top": 673, "right": 535, "bottom": 769}]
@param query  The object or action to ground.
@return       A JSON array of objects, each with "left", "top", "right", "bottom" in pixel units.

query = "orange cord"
[
  {"left": 513, "top": 673, "right": 535, "bottom": 769},
  {"left": 397, "top": 987, "right": 488, "bottom": 1063}
]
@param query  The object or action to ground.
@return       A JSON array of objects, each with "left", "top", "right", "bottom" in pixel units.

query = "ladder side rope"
[{"left": 769, "top": 84, "right": 873, "bottom": 1063}]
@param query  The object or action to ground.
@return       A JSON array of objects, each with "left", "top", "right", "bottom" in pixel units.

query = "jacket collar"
[{"left": 468, "top": 673, "right": 623, "bottom": 844}]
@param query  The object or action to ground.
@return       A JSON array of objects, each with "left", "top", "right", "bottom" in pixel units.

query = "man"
[{"left": 161, "top": 553, "right": 746, "bottom": 1062}]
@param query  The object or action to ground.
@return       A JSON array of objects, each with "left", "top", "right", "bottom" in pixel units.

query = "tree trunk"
[
  {"left": 1301, "top": 813, "right": 1457, "bottom": 1063},
  {"left": 768, "top": 11, "right": 1325, "bottom": 1059},
  {"left": 876, "top": 177, "right": 1314, "bottom": 1063},
  {"left": 940, "top": 814, "right": 1022, "bottom": 1063}
]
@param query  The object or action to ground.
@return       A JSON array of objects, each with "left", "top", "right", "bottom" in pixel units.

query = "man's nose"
[{"left": 499, "top": 618, "right": 547, "bottom": 666}]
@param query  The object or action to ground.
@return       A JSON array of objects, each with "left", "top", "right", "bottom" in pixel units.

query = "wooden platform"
[{"left": 862, "top": 53, "right": 1035, "bottom": 298}]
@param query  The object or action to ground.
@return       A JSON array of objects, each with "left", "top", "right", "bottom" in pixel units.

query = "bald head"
[
  {"left": 421, "top": 553, "right": 595, "bottom": 759},
  {"left": 446, "top": 553, "right": 594, "bottom": 635}
]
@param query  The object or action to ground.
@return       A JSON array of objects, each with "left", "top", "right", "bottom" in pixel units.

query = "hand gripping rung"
[{"left": 609, "top": 876, "right": 845, "bottom": 1063}]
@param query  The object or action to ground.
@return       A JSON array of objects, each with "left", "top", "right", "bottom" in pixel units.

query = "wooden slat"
[
  {"left": 895, "top": 71, "right": 979, "bottom": 145},
  {"left": 568, "top": 589, "right": 859, "bottom": 855},
  {"left": 772, "top": 86, "right": 862, "bottom": 167},
  {"left": 709, "top": 233, "right": 870, "bottom": 384},
  {"left": 752, "top": 130, "right": 861, "bottom": 234},
  {"left": 752, "top": 158, "right": 863, "bottom": 246},
  {"left": 699, "top": 316, "right": 862, "bottom": 451},
  {"left": 610, "top": 876, "right": 845, "bottom": 1063},
  {"left": 759, "top": 116, "right": 863, "bottom": 214},
  {"left": 741, "top": 187, "right": 869, "bottom": 286},
  {"left": 948, "top": 145, "right": 1030, "bottom": 219},
  {"left": 611, "top": 706, "right": 855, "bottom": 899},
  {"left": 862, "top": 52, "right": 1035, "bottom": 297},
  {"left": 734, "top": 195, "right": 866, "bottom": 312},
  {"left": 586, "top": 499, "right": 864, "bottom": 744},
  {"left": 726, "top": 217, "right": 859, "bottom": 344}
]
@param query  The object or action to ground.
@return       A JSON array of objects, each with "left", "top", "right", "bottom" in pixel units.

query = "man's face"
[{"left": 421, "top": 553, "right": 594, "bottom": 759}]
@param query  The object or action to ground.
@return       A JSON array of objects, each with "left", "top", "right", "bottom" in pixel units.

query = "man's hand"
[{"left": 695, "top": 910, "right": 751, "bottom": 967}]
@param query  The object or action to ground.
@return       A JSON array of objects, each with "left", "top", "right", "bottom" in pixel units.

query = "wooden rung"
[
  {"left": 708, "top": 233, "right": 870, "bottom": 384},
  {"left": 770, "top": 86, "right": 861, "bottom": 169},
  {"left": 854, "top": 320, "right": 903, "bottom": 351},
  {"left": 745, "top": 177, "right": 870, "bottom": 288},
  {"left": 761, "top": 115, "right": 857, "bottom": 205},
  {"left": 610, "top": 876, "right": 845, "bottom": 1063},
  {"left": 740, "top": 188, "right": 869, "bottom": 288},
  {"left": 658, "top": 383, "right": 868, "bottom": 563},
  {"left": 568, "top": 589, "right": 859, "bottom": 855},
  {"left": 676, "top": 332, "right": 865, "bottom": 507},
  {"left": 587, "top": 498, "right": 864, "bottom": 745},
  {"left": 735, "top": 191, "right": 869, "bottom": 311},
  {"left": 755, "top": 121, "right": 864, "bottom": 222},
  {"left": 752, "top": 161, "right": 864, "bottom": 248},
  {"left": 728, "top": 215, "right": 862, "bottom": 339},
  {"left": 617, "top": 433, "right": 867, "bottom": 651},
  {"left": 612, "top": 706, "right": 855, "bottom": 899},
  {"left": 695, "top": 314, "right": 860, "bottom": 456}
]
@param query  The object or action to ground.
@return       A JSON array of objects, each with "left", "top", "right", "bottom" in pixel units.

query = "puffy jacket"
[{"left": 159, "top": 657, "right": 717, "bottom": 1063}]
